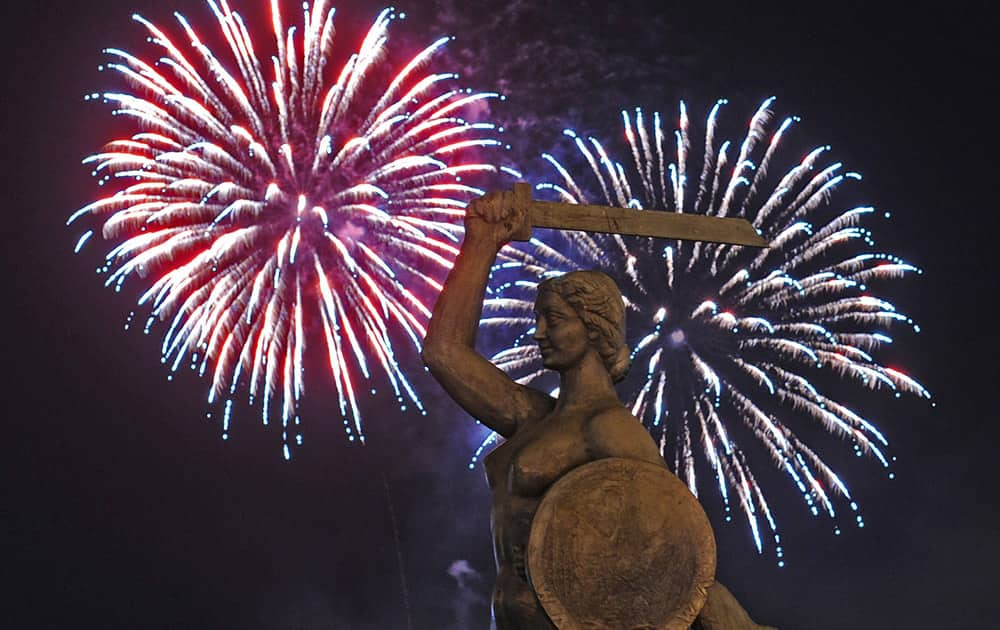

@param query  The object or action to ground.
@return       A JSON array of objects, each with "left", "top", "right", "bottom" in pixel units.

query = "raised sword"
[{"left": 507, "top": 182, "right": 768, "bottom": 248}]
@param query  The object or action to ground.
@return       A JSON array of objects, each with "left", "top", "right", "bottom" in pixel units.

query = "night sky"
[{"left": 3, "top": 1, "right": 996, "bottom": 628}]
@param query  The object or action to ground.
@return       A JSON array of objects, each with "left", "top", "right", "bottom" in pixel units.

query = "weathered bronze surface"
[
  {"left": 528, "top": 458, "right": 715, "bottom": 630},
  {"left": 422, "top": 187, "right": 775, "bottom": 629}
]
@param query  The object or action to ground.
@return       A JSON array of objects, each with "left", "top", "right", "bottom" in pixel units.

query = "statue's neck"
[{"left": 556, "top": 352, "right": 619, "bottom": 414}]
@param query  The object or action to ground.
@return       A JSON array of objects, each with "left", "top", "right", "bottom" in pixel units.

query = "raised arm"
[{"left": 421, "top": 190, "right": 553, "bottom": 438}]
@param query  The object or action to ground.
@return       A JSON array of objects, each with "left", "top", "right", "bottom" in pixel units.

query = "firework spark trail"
[
  {"left": 69, "top": 0, "right": 514, "bottom": 456},
  {"left": 481, "top": 98, "right": 930, "bottom": 560}
]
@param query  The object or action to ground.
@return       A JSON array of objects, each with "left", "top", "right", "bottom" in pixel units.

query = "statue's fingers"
[
  {"left": 485, "top": 196, "right": 506, "bottom": 223},
  {"left": 466, "top": 198, "right": 482, "bottom": 218},
  {"left": 498, "top": 192, "right": 516, "bottom": 220},
  {"left": 469, "top": 192, "right": 498, "bottom": 219}
]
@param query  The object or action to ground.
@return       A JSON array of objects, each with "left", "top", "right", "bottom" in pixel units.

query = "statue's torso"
[{"left": 483, "top": 408, "right": 599, "bottom": 629}]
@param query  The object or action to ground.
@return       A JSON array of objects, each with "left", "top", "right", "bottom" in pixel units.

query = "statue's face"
[{"left": 534, "top": 291, "right": 591, "bottom": 372}]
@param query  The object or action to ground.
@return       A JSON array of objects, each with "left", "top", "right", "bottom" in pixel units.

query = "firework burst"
[
  {"left": 481, "top": 98, "right": 930, "bottom": 558},
  {"left": 69, "top": 0, "right": 512, "bottom": 456}
]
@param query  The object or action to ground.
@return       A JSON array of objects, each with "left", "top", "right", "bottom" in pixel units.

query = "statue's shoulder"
[
  {"left": 584, "top": 404, "right": 662, "bottom": 465},
  {"left": 585, "top": 403, "right": 635, "bottom": 427}
]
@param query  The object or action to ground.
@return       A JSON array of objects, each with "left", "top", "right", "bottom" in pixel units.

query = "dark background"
[{"left": 3, "top": 1, "right": 996, "bottom": 628}]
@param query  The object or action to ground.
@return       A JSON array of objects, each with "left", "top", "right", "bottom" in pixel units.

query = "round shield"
[{"left": 527, "top": 458, "right": 716, "bottom": 630}]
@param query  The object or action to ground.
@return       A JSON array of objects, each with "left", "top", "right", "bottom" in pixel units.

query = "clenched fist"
[{"left": 465, "top": 189, "right": 529, "bottom": 249}]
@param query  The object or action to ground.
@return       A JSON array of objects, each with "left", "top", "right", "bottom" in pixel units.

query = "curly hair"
[{"left": 537, "top": 270, "right": 631, "bottom": 382}]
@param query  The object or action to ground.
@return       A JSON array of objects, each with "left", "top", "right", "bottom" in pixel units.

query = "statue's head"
[{"left": 536, "top": 270, "right": 631, "bottom": 382}]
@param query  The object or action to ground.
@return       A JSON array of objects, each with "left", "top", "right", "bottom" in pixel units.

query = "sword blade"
[{"left": 525, "top": 200, "right": 769, "bottom": 247}]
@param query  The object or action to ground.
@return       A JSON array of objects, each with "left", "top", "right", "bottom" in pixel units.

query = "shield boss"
[{"left": 527, "top": 458, "right": 716, "bottom": 630}]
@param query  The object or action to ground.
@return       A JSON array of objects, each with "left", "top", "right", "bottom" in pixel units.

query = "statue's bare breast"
[{"left": 482, "top": 413, "right": 594, "bottom": 629}]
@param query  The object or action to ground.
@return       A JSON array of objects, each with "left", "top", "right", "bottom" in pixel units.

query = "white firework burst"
[
  {"left": 69, "top": 0, "right": 514, "bottom": 457},
  {"left": 481, "top": 97, "right": 930, "bottom": 558}
]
